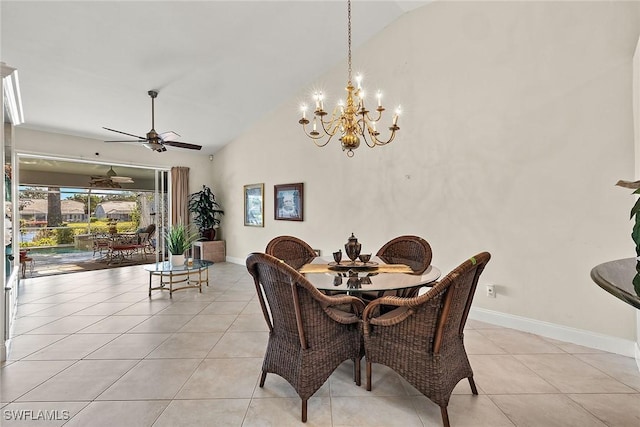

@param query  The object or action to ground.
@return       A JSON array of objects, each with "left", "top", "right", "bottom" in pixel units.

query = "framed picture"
[
  {"left": 274, "top": 183, "right": 303, "bottom": 221},
  {"left": 244, "top": 183, "right": 264, "bottom": 227}
]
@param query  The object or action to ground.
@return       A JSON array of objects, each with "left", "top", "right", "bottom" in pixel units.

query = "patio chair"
[
  {"left": 265, "top": 235, "right": 317, "bottom": 270},
  {"left": 362, "top": 252, "right": 491, "bottom": 427},
  {"left": 246, "top": 252, "right": 364, "bottom": 422},
  {"left": 19, "top": 249, "right": 34, "bottom": 278},
  {"left": 92, "top": 234, "right": 110, "bottom": 256}
]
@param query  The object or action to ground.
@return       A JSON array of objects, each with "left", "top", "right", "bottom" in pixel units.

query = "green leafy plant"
[
  {"left": 188, "top": 185, "right": 224, "bottom": 240},
  {"left": 616, "top": 179, "right": 640, "bottom": 256},
  {"left": 164, "top": 223, "right": 200, "bottom": 255}
]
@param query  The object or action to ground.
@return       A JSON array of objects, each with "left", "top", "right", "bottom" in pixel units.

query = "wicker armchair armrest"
[{"left": 321, "top": 295, "right": 365, "bottom": 324}]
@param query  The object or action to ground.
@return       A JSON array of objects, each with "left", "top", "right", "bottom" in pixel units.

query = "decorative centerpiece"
[{"left": 344, "top": 233, "right": 361, "bottom": 264}]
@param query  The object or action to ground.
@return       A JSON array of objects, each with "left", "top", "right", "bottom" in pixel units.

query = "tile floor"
[{"left": 1, "top": 262, "right": 640, "bottom": 426}]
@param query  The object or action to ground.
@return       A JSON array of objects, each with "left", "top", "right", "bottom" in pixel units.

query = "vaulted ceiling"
[{"left": 2, "top": 1, "right": 427, "bottom": 155}]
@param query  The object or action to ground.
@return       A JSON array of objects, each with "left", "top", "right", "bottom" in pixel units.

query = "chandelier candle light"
[{"left": 298, "top": 0, "right": 400, "bottom": 157}]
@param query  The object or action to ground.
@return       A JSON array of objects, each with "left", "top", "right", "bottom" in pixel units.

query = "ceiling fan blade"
[
  {"left": 103, "top": 127, "right": 147, "bottom": 140},
  {"left": 164, "top": 141, "right": 202, "bottom": 150},
  {"left": 159, "top": 131, "right": 180, "bottom": 142},
  {"left": 104, "top": 139, "right": 145, "bottom": 143}
]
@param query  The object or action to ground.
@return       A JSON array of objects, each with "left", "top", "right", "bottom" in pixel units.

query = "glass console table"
[{"left": 144, "top": 259, "right": 213, "bottom": 298}]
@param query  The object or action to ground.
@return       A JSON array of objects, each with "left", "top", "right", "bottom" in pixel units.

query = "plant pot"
[
  {"left": 170, "top": 253, "right": 185, "bottom": 266},
  {"left": 201, "top": 228, "right": 216, "bottom": 241}
]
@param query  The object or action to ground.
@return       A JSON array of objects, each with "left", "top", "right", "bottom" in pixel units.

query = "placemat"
[{"left": 299, "top": 263, "right": 413, "bottom": 274}]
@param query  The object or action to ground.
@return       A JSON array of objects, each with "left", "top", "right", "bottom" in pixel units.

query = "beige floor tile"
[
  {"left": 15, "top": 303, "right": 58, "bottom": 317},
  {"left": 85, "top": 333, "right": 171, "bottom": 359},
  {"left": 27, "top": 302, "right": 99, "bottom": 317},
  {"left": 97, "top": 359, "right": 200, "bottom": 400},
  {"left": 153, "top": 399, "right": 250, "bottom": 427},
  {"left": 176, "top": 357, "right": 262, "bottom": 399},
  {"left": 206, "top": 331, "right": 267, "bottom": 358},
  {"left": 240, "top": 301, "right": 263, "bottom": 315},
  {"left": 477, "top": 329, "right": 565, "bottom": 354},
  {"left": 227, "top": 314, "right": 269, "bottom": 332},
  {"left": 23, "top": 334, "right": 119, "bottom": 360},
  {"left": 470, "top": 355, "right": 559, "bottom": 394},
  {"left": 102, "top": 292, "right": 149, "bottom": 303},
  {"left": 6, "top": 334, "right": 67, "bottom": 360},
  {"left": 76, "top": 315, "right": 149, "bottom": 334},
  {"left": 253, "top": 370, "right": 331, "bottom": 398},
  {"left": 215, "top": 291, "right": 255, "bottom": 302},
  {"left": 65, "top": 292, "right": 125, "bottom": 303},
  {"left": 72, "top": 302, "right": 135, "bottom": 316},
  {"left": 464, "top": 330, "right": 508, "bottom": 354},
  {"left": 18, "top": 360, "right": 137, "bottom": 402},
  {"left": 331, "top": 395, "right": 423, "bottom": 427},
  {"left": 0, "top": 401, "right": 89, "bottom": 427},
  {"left": 542, "top": 337, "right": 605, "bottom": 354},
  {"left": 178, "top": 314, "right": 237, "bottom": 332},
  {"left": 147, "top": 332, "right": 222, "bottom": 358},
  {"left": 63, "top": 400, "right": 169, "bottom": 427},
  {"left": 568, "top": 393, "right": 640, "bottom": 426},
  {"left": 25, "top": 315, "right": 106, "bottom": 334},
  {"left": 574, "top": 353, "right": 640, "bottom": 391},
  {"left": 0, "top": 360, "right": 74, "bottom": 402},
  {"left": 200, "top": 301, "right": 248, "bottom": 315},
  {"left": 244, "top": 397, "right": 330, "bottom": 426},
  {"left": 11, "top": 316, "right": 63, "bottom": 335},
  {"left": 331, "top": 362, "right": 408, "bottom": 397},
  {"left": 127, "top": 314, "right": 194, "bottom": 333},
  {"left": 466, "top": 319, "right": 505, "bottom": 329},
  {"left": 515, "top": 354, "right": 636, "bottom": 393},
  {"left": 413, "top": 395, "right": 514, "bottom": 427},
  {"left": 114, "top": 300, "right": 173, "bottom": 316},
  {"left": 491, "top": 394, "right": 607, "bottom": 427},
  {"left": 156, "top": 301, "right": 211, "bottom": 315}
]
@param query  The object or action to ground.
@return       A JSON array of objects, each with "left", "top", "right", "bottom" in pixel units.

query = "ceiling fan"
[
  {"left": 89, "top": 166, "right": 134, "bottom": 188},
  {"left": 103, "top": 90, "right": 202, "bottom": 152}
]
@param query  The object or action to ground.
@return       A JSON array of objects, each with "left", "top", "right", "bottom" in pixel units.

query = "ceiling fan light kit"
[{"left": 103, "top": 90, "right": 202, "bottom": 152}]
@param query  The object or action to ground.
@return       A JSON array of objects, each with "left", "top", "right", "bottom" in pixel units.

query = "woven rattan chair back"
[
  {"left": 362, "top": 252, "right": 491, "bottom": 427},
  {"left": 246, "top": 252, "right": 364, "bottom": 422},
  {"left": 376, "top": 235, "right": 432, "bottom": 275},
  {"left": 265, "top": 235, "right": 317, "bottom": 270}
]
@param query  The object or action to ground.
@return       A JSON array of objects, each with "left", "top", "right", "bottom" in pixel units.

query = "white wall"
[
  {"left": 14, "top": 128, "right": 217, "bottom": 195},
  {"left": 212, "top": 1, "right": 640, "bottom": 343}
]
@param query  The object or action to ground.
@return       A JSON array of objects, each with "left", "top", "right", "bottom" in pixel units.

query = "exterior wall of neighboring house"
[
  {"left": 20, "top": 199, "right": 86, "bottom": 223},
  {"left": 94, "top": 201, "right": 136, "bottom": 220}
]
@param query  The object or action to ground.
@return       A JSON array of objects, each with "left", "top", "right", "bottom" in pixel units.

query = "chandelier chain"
[{"left": 347, "top": 0, "right": 352, "bottom": 82}]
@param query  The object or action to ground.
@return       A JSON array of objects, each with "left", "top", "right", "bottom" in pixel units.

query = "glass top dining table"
[{"left": 298, "top": 256, "right": 441, "bottom": 294}]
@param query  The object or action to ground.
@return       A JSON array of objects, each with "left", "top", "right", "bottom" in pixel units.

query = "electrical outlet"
[{"left": 486, "top": 284, "right": 496, "bottom": 298}]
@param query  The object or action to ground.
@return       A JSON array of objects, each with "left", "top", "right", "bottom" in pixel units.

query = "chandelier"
[{"left": 298, "top": 0, "right": 400, "bottom": 157}]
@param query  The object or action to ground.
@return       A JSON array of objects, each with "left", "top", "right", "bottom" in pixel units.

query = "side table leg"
[
  {"left": 148, "top": 272, "right": 152, "bottom": 297},
  {"left": 169, "top": 271, "right": 173, "bottom": 299}
]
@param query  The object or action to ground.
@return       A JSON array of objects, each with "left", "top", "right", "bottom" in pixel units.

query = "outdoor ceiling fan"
[
  {"left": 103, "top": 90, "right": 202, "bottom": 152},
  {"left": 89, "top": 166, "right": 134, "bottom": 188}
]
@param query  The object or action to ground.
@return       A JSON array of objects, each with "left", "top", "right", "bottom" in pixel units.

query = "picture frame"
[
  {"left": 274, "top": 183, "right": 303, "bottom": 221},
  {"left": 244, "top": 183, "right": 264, "bottom": 227}
]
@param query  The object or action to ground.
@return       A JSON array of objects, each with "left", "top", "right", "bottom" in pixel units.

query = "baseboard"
[
  {"left": 225, "top": 256, "right": 245, "bottom": 265},
  {"left": 470, "top": 307, "right": 637, "bottom": 360}
]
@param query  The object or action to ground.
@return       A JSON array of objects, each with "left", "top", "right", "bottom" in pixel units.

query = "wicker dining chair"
[
  {"left": 265, "top": 235, "right": 317, "bottom": 270},
  {"left": 362, "top": 252, "right": 491, "bottom": 427},
  {"left": 246, "top": 252, "right": 365, "bottom": 423},
  {"left": 376, "top": 235, "right": 432, "bottom": 275}
]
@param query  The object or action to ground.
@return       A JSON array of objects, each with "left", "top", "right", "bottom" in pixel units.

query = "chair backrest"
[
  {"left": 365, "top": 252, "right": 490, "bottom": 354},
  {"left": 265, "top": 235, "right": 317, "bottom": 270},
  {"left": 375, "top": 235, "right": 432, "bottom": 274},
  {"left": 144, "top": 223, "right": 156, "bottom": 238},
  {"left": 432, "top": 252, "right": 491, "bottom": 352},
  {"left": 246, "top": 252, "right": 346, "bottom": 349}
]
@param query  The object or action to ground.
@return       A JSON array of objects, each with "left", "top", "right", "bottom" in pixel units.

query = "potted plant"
[
  {"left": 188, "top": 185, "right": 224, "bottom": 241},
  {"left": 164, "top": 223, "right": 199, "bottom": 265}
]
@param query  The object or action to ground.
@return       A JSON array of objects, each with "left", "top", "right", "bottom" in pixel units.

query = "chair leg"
[
  {"left": 301, "top": 398, "right": 307, "bottom": 423},
  {"left": 259, "top": 370, "right": 267, "bottom": 387},
  {"left": 440, "top": 407, "right": 450, "bottom": 427},
  {"left": 468, "top": 376, "right": 478, "bottom": 395},
  {"left": 354, "top": 357, "right": 361, "bottom": 386},
  {"left": 366, "top": 361, "right": 372, "bottom": 391}
]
